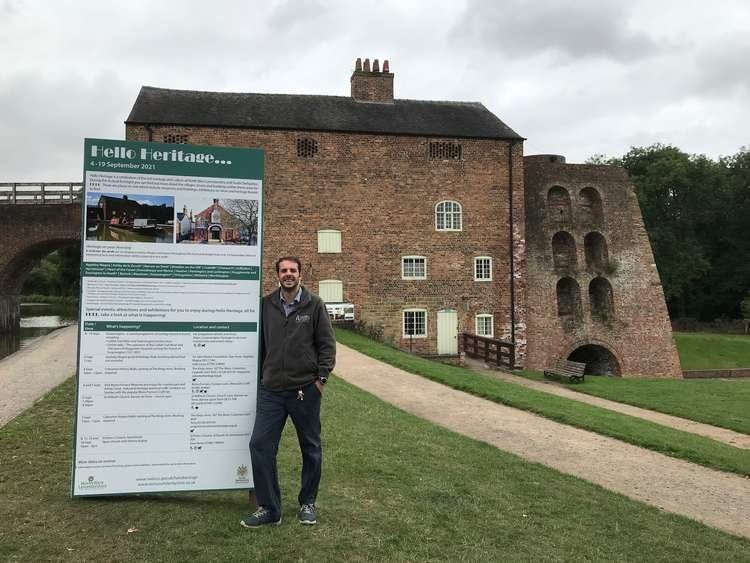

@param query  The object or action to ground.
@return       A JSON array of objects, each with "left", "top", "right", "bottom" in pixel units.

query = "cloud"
[
  {"left": 0, "top": 70, "right": 131, "bottom": 181},
  {"left": 452, "top": 0, "right": 659, "bottom": 62}
]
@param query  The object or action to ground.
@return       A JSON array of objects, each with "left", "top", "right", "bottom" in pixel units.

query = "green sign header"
[{"left": 84, "top": 138, "right": 264, "bottom": 179}]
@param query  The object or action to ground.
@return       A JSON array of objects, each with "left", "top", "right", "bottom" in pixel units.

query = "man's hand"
[{"left": 314, "top": 380, "right": 324, "bottom": 394}]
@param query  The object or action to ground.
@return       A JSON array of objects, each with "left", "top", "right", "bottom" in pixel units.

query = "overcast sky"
[{"left": 2, "top": 0, "right": 749, "bottom": 181}]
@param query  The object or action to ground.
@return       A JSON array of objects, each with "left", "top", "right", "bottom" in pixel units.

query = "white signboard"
[{"left": 72, "top": 138, "right": 263, "bottom": 496}]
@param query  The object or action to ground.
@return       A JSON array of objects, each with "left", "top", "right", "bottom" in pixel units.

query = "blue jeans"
[{"left": 249, "top": 381, "right": 322, "bottom": 517}]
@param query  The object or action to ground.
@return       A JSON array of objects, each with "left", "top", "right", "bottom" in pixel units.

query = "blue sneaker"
[
  {"left": 298, "top": 503, "right": 317, "bottom": 525},
  {"left": 240, "top": 506, "right": 281, "bottom": 528}
]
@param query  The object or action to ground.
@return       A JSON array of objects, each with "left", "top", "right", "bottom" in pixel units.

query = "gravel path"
[
  {"left": 464, "top": 357, "right": 750, "bottom": 449},
  {"left": 336, "top": 345, "right": 750, "bottom": 539},
  {"left": 0, "top": 324, "right": 78, "bottom": 427}
]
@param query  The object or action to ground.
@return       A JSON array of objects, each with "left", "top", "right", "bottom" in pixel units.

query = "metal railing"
[
  {"left": 462, "top": 332, "right": 515, "bottom": 370},
  {"left": 0, "top": 182, "right": 83, "bottom": 204}
]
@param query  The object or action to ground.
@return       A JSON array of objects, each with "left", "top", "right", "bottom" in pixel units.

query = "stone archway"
[{"left": 567, "top": 343, "right": 621, "bottom": 376}]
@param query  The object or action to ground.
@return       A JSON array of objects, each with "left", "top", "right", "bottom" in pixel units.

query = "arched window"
[
  {"left": 584, "top": 232, "right": 609, "bottom": 272},
  {"left": 551, "top": 231, "right": 576, "bottom": 270},
  {"left": 556, "top": 277, "right": 582, "bottom": 326},
  {"left": 435, "top": 201, "right": 462, "bottom": 231},
  {"left": 579, "top": 187, "right": 603, "bottom": 223},
  {"left": 547, "top": 186, "right": 571, "bottom": 221},
  {"left": 589, "top": 277, "right": 614, "bottom": 321}
]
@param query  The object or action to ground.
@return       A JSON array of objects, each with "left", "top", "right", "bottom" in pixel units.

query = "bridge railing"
[{"left": 0, "top": 182, "right": 83, "bottom": 204}]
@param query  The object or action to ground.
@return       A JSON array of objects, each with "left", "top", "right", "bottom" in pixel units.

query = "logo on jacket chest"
[{"left": 295, "top": 314, "right": 311, "bottom": 324}]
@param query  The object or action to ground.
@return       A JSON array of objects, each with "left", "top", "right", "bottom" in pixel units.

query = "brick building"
[{"left": 124, "top": 58, "right": 680, "bottom": 377}]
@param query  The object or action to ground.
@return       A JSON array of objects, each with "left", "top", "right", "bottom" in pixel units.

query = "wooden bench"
[{"left": 543, "top": 359, "right": 586, "bottom": 384}]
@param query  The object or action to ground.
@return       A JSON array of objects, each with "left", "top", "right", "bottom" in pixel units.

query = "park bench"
[{"left": 543, "top": 359, "right": 586, "bottom": 384}]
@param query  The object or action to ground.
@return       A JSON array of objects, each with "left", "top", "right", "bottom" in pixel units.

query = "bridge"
[{"left": 0, "top": 183, "right": 82, "bottom": 331}]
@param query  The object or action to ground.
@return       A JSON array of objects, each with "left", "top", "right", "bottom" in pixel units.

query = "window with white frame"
[
  {"left": 318, "top": 280, "right": 343, "bottom": 303},
  {"left": 403, "top": 309, "right": 427, "bottom": 338},
  {"left": 435, "top": 200, "right": 462, "bottom": 231},
  {"left": 317, "top": 229, "right": 342, "bottom": 253},
  {"left": 475, "top": 314, "right": 494, "bottom": 337},
  {"left": 474, "top": 256, "right": 492, "bottom": 281},
  {"left": 402, "top": 256, "right": 427, "bottom": 280}
]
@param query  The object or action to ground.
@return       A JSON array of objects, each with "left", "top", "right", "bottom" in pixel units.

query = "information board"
[{"left": 72, "top": 138, "right": 263, "bottom": 496}]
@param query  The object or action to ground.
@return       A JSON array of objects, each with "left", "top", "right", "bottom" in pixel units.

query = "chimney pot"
[{"left": 350, "top": 57, "right": 394, "bottom": 103}]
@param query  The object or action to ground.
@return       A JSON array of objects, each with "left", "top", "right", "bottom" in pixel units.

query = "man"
[{"left": 241, "top": 256, "right": 336, "bottom": 528}]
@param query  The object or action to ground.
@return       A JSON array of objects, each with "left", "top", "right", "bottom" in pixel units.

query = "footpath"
[
  {"left": 464, "top": 357, "right": 750, "bottom": 449},
  {"left": 335, "top": 345, "right": 750, "bottom": 540},
  {"left": 1, "top": 327, "right": 748, "bottom": 539},
  {"left": 0, "top": 324, "right": 78, "bottom": 427}
]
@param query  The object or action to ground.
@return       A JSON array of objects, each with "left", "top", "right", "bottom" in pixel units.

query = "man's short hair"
[{"left": 275, "top": 256, "right": 302, "bottom": 273}]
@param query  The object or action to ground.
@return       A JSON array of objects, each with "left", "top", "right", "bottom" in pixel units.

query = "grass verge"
[
  {"left": 674, "top": 331, "right": 750, "bottom": 370},
  {"left": 516, "top": 370, "right": 750, "bottom": 435},
  {"left": 335, "top": 329, "right": 750, "bottom": 477},
  {"left": 2, "top": 378, "right": 750, "bottom": 561}
]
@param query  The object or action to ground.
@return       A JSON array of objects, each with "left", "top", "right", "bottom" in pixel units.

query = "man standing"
[{"left": 241, "top": 256, "right": 336, "bottom": 528}]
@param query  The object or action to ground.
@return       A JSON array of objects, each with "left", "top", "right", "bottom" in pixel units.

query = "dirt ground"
[{"left": 1, "top": 327, "right": 748, "bottom": 539}]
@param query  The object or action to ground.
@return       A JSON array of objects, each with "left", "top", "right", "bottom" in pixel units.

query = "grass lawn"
[
  {"left": 516, "top": 371, "right": 750, "bottom": 435},
  {"left": 335, "top": 329, "right": 750, "bottom": 477},
  {"left": 2, "top": 378, "right": 749, "bottom": 562},
  {"left": 674, "top": 331, "right": 750, "bottom": 370}
]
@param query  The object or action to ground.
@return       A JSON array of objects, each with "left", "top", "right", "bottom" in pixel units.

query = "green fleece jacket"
[{"left": 259, "top": 286, "right": 336, "bottom": 391}]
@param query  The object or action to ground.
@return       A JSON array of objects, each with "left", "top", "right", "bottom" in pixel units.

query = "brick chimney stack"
[{"left": 351, "top": 57, "right": 394, "bottom": 103}]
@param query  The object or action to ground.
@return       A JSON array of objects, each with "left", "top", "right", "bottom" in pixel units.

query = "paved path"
[
  {"left": 0, "top": 324, "right": 78, "bottom": 427},
  {"left": 335, "top": 345, "right": 750, "bottom": 539},
  {"left": 464, "top": 357, "right": 750, "bottom": 449}
]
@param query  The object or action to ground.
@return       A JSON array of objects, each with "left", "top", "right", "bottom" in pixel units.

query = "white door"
[{"left": 437, "top": 309, "right": 458, "bottom": 355}]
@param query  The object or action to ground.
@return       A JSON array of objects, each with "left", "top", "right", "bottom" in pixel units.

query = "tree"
[
  {"left": 742, "top": 295, "right": 750, "bottom": 334},
  {"left": 223, "top": 199, "right": 259, "bottom": 244},
  {"left": 612, "top": 144, "right": 749, "bottom": 321}
]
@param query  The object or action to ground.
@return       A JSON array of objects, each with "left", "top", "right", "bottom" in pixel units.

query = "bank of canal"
[{"left": 0, "top": 302, "right": 77, "bottom": 361}]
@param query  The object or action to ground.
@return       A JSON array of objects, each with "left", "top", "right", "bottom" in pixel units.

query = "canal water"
[
  {"left": 87, "top": 223, "right": 173, "bottom": 243},
  {"left": 0, "top": 302, "right": 78, "bottom": 362}
]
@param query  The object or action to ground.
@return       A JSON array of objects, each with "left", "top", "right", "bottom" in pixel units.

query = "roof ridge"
[{"left": 139, "top": 86, "right": 485, "bottom": 106}]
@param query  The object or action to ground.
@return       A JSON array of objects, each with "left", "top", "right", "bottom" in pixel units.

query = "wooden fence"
[{"left": 462, "top": 333, "right": 515, "bottom": 370}]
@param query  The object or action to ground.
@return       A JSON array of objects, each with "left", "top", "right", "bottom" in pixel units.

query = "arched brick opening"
[
  {"left": 578, "top": 187, "right": 603, "bottom": 223},
  {"left": 556, "top": 277, "right": 582, "bottom": 328},
  {"left": 589, "top": 276, "right": 614, "bottom": 322},
  {"left": 567, "top": 344, "right": 621, "bottom": 376},
  {"left": 551, "top": 231, "right": 576, "bottom": 270},
  {"left": 0, "top": 238, "right": 79, "bottom": 331},
  {"left": 584, "top": 232, "right": 609, "bottom": 272},
  {"left": 547, "top": 186, "right": 571, "bottom": 222}
]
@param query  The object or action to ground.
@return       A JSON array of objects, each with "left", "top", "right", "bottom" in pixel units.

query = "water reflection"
[
  {"left": 0, "top": 303, "right": 78, "bottom": 362},
  {"left": 87, "top": 222, "right": 173, "bottom": 243}
]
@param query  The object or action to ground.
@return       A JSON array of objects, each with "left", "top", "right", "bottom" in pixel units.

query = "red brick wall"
[
  {"left": 523, "top": 156, "right": 681, "bottom": 378},
  {"left": 127, "top": 124, "right": 526, "bottom": 359}
]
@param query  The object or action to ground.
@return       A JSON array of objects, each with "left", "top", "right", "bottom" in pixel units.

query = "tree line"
[
  {"left": 23, "top": 144, "right": 750, "bottom": 322},
  {"left": 590, "top": 144, "right": 750, "bottom": 322}
]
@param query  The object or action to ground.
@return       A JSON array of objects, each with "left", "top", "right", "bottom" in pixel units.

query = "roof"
[{"left": 126, "top": 86, "right": 523, "bottom": 140}]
